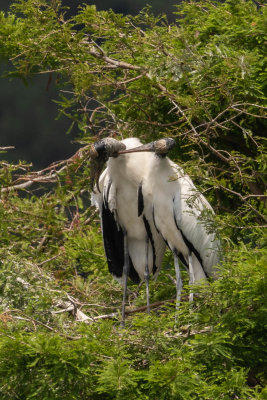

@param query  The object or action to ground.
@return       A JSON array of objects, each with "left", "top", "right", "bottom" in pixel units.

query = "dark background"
[{"left": 0, "top": 0, "right": 181, "bottom": 169}]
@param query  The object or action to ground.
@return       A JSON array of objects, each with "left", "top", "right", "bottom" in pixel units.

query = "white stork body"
[
  {"left": 119, "top": 137, "right": 221, "bottom": 310},
  {"left": 141, "top": 156, "right": 220, "bottom": 280},
  {"left": 91, "top": 138, "right": 166, "bottom": 322}
]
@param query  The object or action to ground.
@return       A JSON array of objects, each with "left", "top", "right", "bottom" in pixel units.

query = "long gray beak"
[
  {"left": 118, "top": 138, "right": 175, "bottom": 156},
  {"left": 118, "top": 142, "right": 155, "bottom": 155}
]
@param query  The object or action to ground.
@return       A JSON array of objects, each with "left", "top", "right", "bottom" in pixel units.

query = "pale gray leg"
[
  {"left": 144, "top": 237, "right": 150, "bottom": 313},
  {"left": 188, "top": 249, "right": 194, "bottom": 303},
  {"left": 174, "top": 252, "right": 183, "bottom": 319},
  {"left": 121, "top": 230, "right": 130, "bottom": 327}
]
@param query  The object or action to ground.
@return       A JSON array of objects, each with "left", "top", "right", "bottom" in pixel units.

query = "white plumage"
[
  {"left": 91, "top": 136, "right": 220, "bottom": 322},
  {"left": 91, "top": 138, "right": 166, "bottom": 323},
  {"left": 141, "top": 152, "right": 220, "bottom": 278},
  {"left": 119, "top": 137, "right": 221, "bottom": 307}
]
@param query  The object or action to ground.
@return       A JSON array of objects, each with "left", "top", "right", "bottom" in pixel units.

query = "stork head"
[
  {"left": 118, "top": 138, "right": 176, "bottom": 157},
  {"left": 89, "top": 138, "right": 126, "bottom": 192}
]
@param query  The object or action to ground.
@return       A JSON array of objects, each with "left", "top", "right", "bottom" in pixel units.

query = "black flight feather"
[
  {"left": 143, "top": 215, "right": 157, "bottom": 275},
  {"left": 172, "top": 197, "right": 208, "bottom": 277},
  {"left": 138, "top": 183, "right": 144, "bottom": 217},
  {"left": 101, "top": 202, "right": 140, "bottom": 283}
]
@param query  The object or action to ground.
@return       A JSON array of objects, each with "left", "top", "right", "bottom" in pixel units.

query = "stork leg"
[
  {"left": 188, "top": 249, "right": 195, "bottom": 303},
  {"left": 174, "top": 252, "right": 183, "bottom": 319},
  {"left": 121, "top": 230, "right": 130, "bottom": 327},
  {"left": 144, "top": 237, "right": 150, "bottom": 313}
]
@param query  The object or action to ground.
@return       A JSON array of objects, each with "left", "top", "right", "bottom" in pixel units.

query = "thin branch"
[
  {"left": 88, "top": 46, "right": 142, "bottom": 71},
  {"left": 232, "top": 106, "right": 267, "bottom": 119},
  {"left": 0, "top": 146, "right": 15, "bottom": 151},
  {"left": 147, "top": 78, "right": 233, "bottom": 164},
  {"left": 217, "top": 185, "right": 267, "bottom": 222},
  {"left": 1, "top": 145, "right": 91, "bottom": 193},
  {"left": 9, "top": 309, "right": 81, "bottom": 340},
  {"left": 37, "top": 253, "right": 62, "bottom": 267},
  {"left": 91, "top": 297, "right": 179, "bottom": 321},
  {"left": 113, "top": 72, "right": 146, "bottom": 86}
]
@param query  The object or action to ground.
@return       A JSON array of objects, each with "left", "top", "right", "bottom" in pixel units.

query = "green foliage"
[
  {"left": 1, "top": 0, "right": 265, "bottom": 234},
  {"left": 0, "top": 248, "right": 266, "bottom": 399},
  {"left": 0, "top": 0, "right": 266, "bottom": 398}
]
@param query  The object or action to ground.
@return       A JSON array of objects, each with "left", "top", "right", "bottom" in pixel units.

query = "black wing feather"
[
  {"left": 143, "top": 216, "right": 157, "bottom": 275},
  {"left": 138, "top": 183, "right": 144, "bottom": 217},
  {"left": 101, "top": 201, "right": 140, "bottom": 283},
  {"left": 172, "top": 197, "right": 207, "bottom": 277}
]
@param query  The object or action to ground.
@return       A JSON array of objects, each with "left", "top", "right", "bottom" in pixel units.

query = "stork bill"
[{"left": 118, "top": 137, "right": 176, "bottom": 156}]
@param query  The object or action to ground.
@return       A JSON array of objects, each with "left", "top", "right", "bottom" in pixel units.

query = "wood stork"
[
  {"left": 119, "top": 138, "right": 221, "bottom": 312},
  {"left": 90, "top": 138, "right": 166, "bottom": 325}
]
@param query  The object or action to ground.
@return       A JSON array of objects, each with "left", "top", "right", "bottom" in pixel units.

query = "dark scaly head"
[{"left": 89, "top": 138, "right": 126, "bottom": 192}]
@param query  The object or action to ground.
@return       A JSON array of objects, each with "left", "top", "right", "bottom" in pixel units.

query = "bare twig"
[
  {"left": 1, "top": 145, "right": 91, "bottom": 193},
  {"left": 0, "top": 146, "right": 15, "bottom": 151},
  {"left": 53, "top": 297, "right": 92, "bottom": 323},
  {"left": 91, "top": 297, "right": 179, "bottom": 321},
  {"left": 217, "top": 185, "right": 267, "bottom": 222},
  {"left": 88, "top": 46, "right": 142, "bottom": 71},
  {"left": 9, "top": 309, "right": 81, "bottom": 340},
  {"left": 37, "top": 253, "right": 62, "bottom": 267}
]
